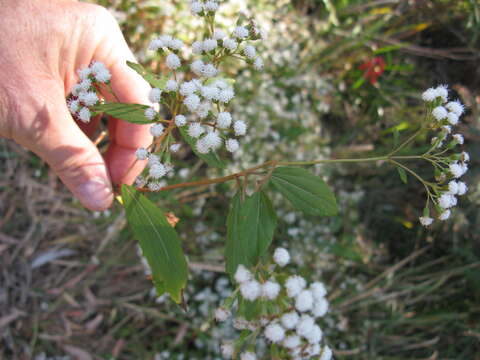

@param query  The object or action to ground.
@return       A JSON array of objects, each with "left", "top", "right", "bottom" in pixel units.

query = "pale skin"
[{"left": 0, "top": 0, "right": 152, "bottom": 211}]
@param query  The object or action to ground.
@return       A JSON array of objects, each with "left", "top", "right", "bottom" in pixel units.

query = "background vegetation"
[{"left": 1, "top": 0, "right": 479, "bottom": 359}]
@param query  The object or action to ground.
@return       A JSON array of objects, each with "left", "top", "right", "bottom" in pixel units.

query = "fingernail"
[{"left": 76, "top": 176, "right": 113, "bottom": 211}]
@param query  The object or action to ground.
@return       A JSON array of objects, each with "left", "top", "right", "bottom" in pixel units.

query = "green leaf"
[
  {"left": 127, "top": 61, "right": 168, "bottom": 89},
  {"left": 397, "top": 166, "right": 408, "bottom": 184},
  {"left": 179, "top": 127, "right": 225, "bottom": 169},
  {"left": 393, "top": 128, "right": 400, "bottom": 147},
  {"left": 270, "top": 167, "right": 338, "bottom": 216},
  {"left": 94, "top": 103, "right": 154, "bottom": 124},
  {"left": 225, "top": 191, "right": 277, "bottom": 277},
  {"left": 121, "top": 185, "right": 188, "bottom": 303}
]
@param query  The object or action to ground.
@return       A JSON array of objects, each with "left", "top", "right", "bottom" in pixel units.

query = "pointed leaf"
[
  {"left": 397, "top": 166, "right": 408, "bottom": 184},
  {"left": 122, "top": 185, "right": 188, "bottom": 303},
  {"left": 127, "top": 61, "right": 168, "bottom": 89},
  {"left": 94, "top": 103, "right": 154, "bottom": 124},
  {"left": 179, "top": 127, "right": 225, "bottom": 169},
  {"left": 270, "top": 167, "right": 338, "bottom": 216},
  {"left": 225, "top": 191, "right": 277, "bottom": 277}
]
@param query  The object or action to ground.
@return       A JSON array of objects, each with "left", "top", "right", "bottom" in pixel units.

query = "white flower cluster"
[
  {"left": 418, "top": 86, "right": 470, "bottom": 226},
  {"left": 67, "top": 62, "right": 111, "bottom": 123},
  {"left": 216, "top": 248, "right": 332, "bottom": 360},
  {"left": 131, "top": 1, "right": 267, "bottom": 191}
]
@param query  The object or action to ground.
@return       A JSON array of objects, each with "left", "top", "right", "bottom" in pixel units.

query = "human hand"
[{"left": 0, "top": 0, "right": 152, "bottom": 211}]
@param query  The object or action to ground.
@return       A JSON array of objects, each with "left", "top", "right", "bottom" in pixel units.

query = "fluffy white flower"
[
  {"left": 169, "top": 38, "right": 184, "bottom": 50},
  {"left": 218, "top": 88, "right": 235, "bottom": 103},
  {"left": 262, "top": 280, "right": 281, "bottom": 300},
  {"left": 453, "top": 134, "right": 464, "bottom": 145},
  {"left": 78, "top": 107, "right": 91, "bottom": 123},
  {"left": 203, "top": 131, "right": 222, "bottom": 150},
  {"left": 77, "top": 67, "right": 91, "bottom": 80},
  {"left": 240, "top": 352, "right": 256, "bottom": 360},
  {"left": 264, "top": 323, "right": 285, "bottom": 343},
  {"left": 148, "top": 38, "right": 164, "bottom": 51},
  {"left": 234, "top": 264, "right": 252, "bottom": 283},
  {"left": 446, "top": 100, "right": 464, "bottom": 116},
  {"left": 273, "top": 247, "right": 290, "bottom": 267},
  {"left": 77, "top": 79, "right": 91, "bottom": 93},
  {"left": 201, "top": 86, "right": 219, "bottom": 101},
  {"left": 135, "top": 148, "right": 149, "bottom": 160},
  {"left": 312, "top": 297, "right": 329, "bottom": 317},
  {"left": 203, "top": 38, "right": 217, "bottom": 52},
  {"left": 234, "top": 120, "right": 247, "bottom": 136},
  {"left": 184, "top": 94, "right": 201, "bottom": 111},
  {"left": 438, "top": 193, "right": 456, "bottom": 209},
  {"left": 296, "top": 315, "right": 315, "bottom": 338},
  {"left": 180, "top": 81, "right": 197, "bottom": 96},
  {"left": 187, "top": 122, "right": 204, "bottom": 138},
  {"left": 174, "top": 114, "right": 187, "bottom": 127},
  {"left": 285, "top": 275, "right": 306, "bottom": 298},
  {"left": 439, "top": 210, "right": 451, "bottom": 221},
  {"left": 446, "top": 112, "right": 459, "bottom": 125},
  {"left": 204, "top": 1, "right": 219, "bottom": 12},
  {"left": 170, "top": 143, "right": 181, "bottom": 153},
  {"left": 306, "top": 324, "right": 323, "bottom": 344},
  {"left": 213, "top": 28, "right": 227, "bottom": 40},
  {"left": 448, "top": 180, "right": 459, "bottom": 194},
  {"left": 159, "top": 35, "right": 173, "bottom": 46},
  {"left": 240, "top": 280, "right": 261, "bottom": 301},
  {"left": 226, "top": 139, "right": 239, "bottom": 153},
  {"left": 214, "top": 307, "right": 230, "bottom": 322},
  {"left": 457, "top": 181, "right": 468, "bottom": 195},
  {"left": 419, "top": 216, "right": 433, "bottom": 226},
  {"left": 166, "top": 53, "right": 181, "bottom": 69},
  {"left": 253, "top": 57, "right": 264, "bottom": 70},
  {"left": 202, "top": 63, "right": 218, "bottom": 78},
  {"left": 461, "top": 151, "right": 470, "bottom": 162},
  {"left": 90, "top": 61, "right": 107, "bottom": 75},
  {"left": 149, "top": 88, "right": 162, "bottom": 103},
  {"left": 432, "top": 106, "right": 448, "bottom": 121},
  {"left": 150, "top": 123, "right": 164, "bottom": 137},
  {"left": 221, "top": 342, "right": 234, "bottom": 359},
  {"left": 320, "top": 346, "right": 333, "bottom": 360},
  {"left": 149, "top": 163, "right": 167, "bottom": 179},
  {"left": 234, "top": 26, "right": 249, "bottom": 39},
  {"left": 213, "top": 79, "right": 229, "bottom": 89},
  {"left": 223, "top": 38, "right": 238, "bottom": 51},
  {"left": 191, "top": 60, "right": 205, "bottom": 76},
  {"left": 283, "top": 335, "right": 301, "bottom": 349},
  {"left": 192, "top": 40, "right": 204, "bottom": 54},
  {"left": 68, "top": 99, "right": 80, "bottom": 114},
  {"left": 422, "top": 88, "right": 437, "bottom": 102},
  {"left": 165, "top": 79, "right": 178, "bottom": 92},
  {"left": 190, "top": 1, "right": 203, "bottom": 14},
  {"left": 449, "top": 162, "right": 465, "bottom": 178},
  {"left": 79, "top": 91, "right": 99, "bottom": 106},
  {"left": 295, "top": 290, "right": 314, "bottom": 312},
  {"left": 148, "top": 182, "right": 162, "bottom": 192},
  {"left": 435, "top": 85, "right": 449, "bottom": 102},
  {"left": 144, "top": 107, "right": 157, "bottom": 120},
  {"left": 244, "top": 45, "right": 256, "bottom": 59},
  {"left": 95, "top": 69, "right": 111, "bottom": 83},
  {"left": 281, "top": 311, "right": 299, "bottom": 329},
  {"left": 196, "top": 102, "right": 211, "bottom": 119},
  {"left": 310, "top": 282, "right": 327, "bottom": 300},
  {"left": 217, "top": 112, "right": 232, "bottom": 128},
  {"left": 148, "top": 154, "right": 160, "bottom": 166}
]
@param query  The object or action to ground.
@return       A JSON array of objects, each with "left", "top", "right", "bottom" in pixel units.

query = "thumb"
[{"left": 19, "top": 86, "right": 113, "bottom": 211}]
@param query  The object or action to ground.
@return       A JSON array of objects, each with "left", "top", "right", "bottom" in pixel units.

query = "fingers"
[
  {"left": 99, "top": 42, "right": 153, "bottom": 185},
  {"left": 20, "top": 84, "right": 114, "bottom": 211}
]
